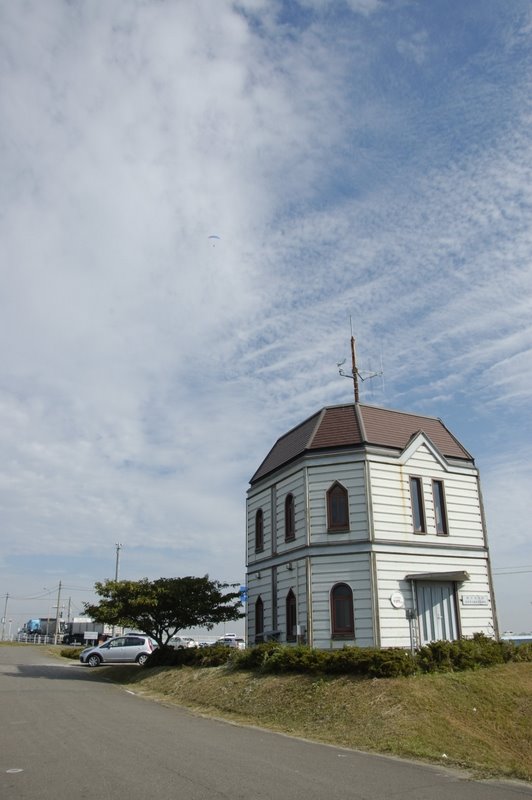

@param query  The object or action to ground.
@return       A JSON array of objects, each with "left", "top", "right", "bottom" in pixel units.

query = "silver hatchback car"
[{"left": 79, "top": 634, "right": 156, "bottom": 667}]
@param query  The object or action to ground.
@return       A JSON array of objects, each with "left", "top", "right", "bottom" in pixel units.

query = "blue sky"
[{"left": 1, "top": 0, "right": 531, "bottom": 636}]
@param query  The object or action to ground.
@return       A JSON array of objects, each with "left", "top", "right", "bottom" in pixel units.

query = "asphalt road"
[{"left": 0, "top": 645, "right": 530, "bottom": 800}]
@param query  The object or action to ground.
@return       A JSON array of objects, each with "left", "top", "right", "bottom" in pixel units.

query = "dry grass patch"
[{"left": 100, "top": 661, "right": 531, "bottom": 781}]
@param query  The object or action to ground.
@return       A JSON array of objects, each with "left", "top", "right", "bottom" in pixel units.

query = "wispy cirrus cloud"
[{"left": 0, "top": 0, "right": 530, "bottom": 631}]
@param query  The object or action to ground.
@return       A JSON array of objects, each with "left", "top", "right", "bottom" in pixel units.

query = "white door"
[{"left": 416, "top": 581, "right": 458, "bottom": 644}]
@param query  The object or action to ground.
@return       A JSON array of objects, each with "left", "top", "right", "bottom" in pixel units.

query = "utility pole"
[
  {"left": 1, "top": 593, "right": 9, "bottom": 641},
  {"left": 112, "top": 543, "right": 123, "bottom": 636},
  {"left": 114, "top": 543, "right": 122, "bottom": 582},
  {"left": 54, "top": 581, "right": 62, "bottom": 644}
]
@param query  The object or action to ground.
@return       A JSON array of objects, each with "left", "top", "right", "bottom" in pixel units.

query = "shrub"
[
  {"left": 144, "top": 633, "right": 532, "bottom": 676},
  {"left": 145, "top": 646, "right": 183, "bottom": 668},
  {"left": 145, "top": 644, "right": 235, "bottom": 669},
  {"left": 260, "top": 644, "right": 325, "bottom": 673},
  {"left": 60, "top": 646, "right": 84, "bottom": 660},
  {"left": 232, "top": 643, "right": 416, "bottom": 678},
  {"left": 416, "top": 633, "right": 532, "bottom": 673},
  {"left": 232, "top": 642, "right": 281, "bottom": 670}
]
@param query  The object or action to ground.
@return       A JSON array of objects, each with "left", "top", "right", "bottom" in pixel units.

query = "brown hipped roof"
[{"left": 250, "top": 403, "right": 472, "bottom": 484}]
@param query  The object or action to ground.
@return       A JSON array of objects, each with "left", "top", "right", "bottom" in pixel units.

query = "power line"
[{"left": 493, "top": 567, "right": 532, "bottom": 575}]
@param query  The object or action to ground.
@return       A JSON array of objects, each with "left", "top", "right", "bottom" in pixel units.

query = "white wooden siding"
[
  {"left": 276, "top": 559, "right": 307, "bottom": 643},
  {"left": 307, "top": 461, "right": 368, "bottom": 543},
  {"left": 310, "top": 553, "right": 374, "bottom": 649},
  {"left": 274, "top": 470, "right": 306, "bottom": 554},
  {"left": 246, "top": 440, "right": 496, "bottom": 649},
  {"left": 375, "top": 551, "right": 495, "bottom": 647},
  {"left": 368, "top": 444, "right": 485, "bottom": 547},
  {"left": 246, "top": 568, "right": 272, "bottom": 643},
  {"left": 246, "top": 486, "right": 272, "bottom": 564}
]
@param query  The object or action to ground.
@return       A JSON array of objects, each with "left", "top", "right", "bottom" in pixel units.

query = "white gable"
[{"left": 397, "top": 431, "right": 449, "bottom": 471}]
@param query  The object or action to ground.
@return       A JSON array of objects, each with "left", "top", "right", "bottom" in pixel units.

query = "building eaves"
[
  {"left": 249, "top": 408, "right": 326, "bottom": 484},
  {"left": 250, "top": 402, "right": 472, "bottom": 485}
]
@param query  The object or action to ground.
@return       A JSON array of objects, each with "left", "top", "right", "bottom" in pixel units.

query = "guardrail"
[{"left": 15, "top": 634, "right": 59, "bottom": 645}]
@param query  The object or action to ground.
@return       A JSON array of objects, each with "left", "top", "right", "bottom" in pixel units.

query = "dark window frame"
[
  {"left": 255, "top": 596, "right": 264, "bottom": 643},
  {"left": 331, "top": 583, "right": 354, "bottom": 636},
  {"left": 286, "top": 589, "right": 297, "bottom": 642},
  {"left": 410, "top": 476, "right": 426, "bottom": 534},
  {"left": 284, "top": 493, "right": 295, "bottom": 541},
  {"left": 432, "top": 479, "right": 449, "bottom": 535},
  {"left": 255, "top": 508, "right": 264, "bottom": 551},
  {"left": 326, "top": 481, "right": 350, "bottom": 532}
]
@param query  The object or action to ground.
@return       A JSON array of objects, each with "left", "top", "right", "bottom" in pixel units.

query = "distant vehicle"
[
  {"left": 217, "top": 636, "right": 246, "bottom": 650},
  {"left": 22, "top": 618, "right": 64, "bottom": 638},
  {"left": 79, "top": 635, "right": 156, "bottom": 667},
  {"left": 169, "top": 636, "right": 196, "bottom": 649},
  {"left": 62, "top": 617, "right": 109, "bottom": 645}
]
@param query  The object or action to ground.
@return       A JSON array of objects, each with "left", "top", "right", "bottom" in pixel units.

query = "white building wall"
[
  {"left": 310, "top": 553, "right": 374, "bottom": 649},
  {"left": 369, "top": 443, "right": 485, "bottom": 547},
  {"left": 245, "top": 568, "right": 272, "bottom": 644},
  {"left": 276, "top": 559, "right": 307, "bottom": 643},
  {"left": 246, "top": 439, "right": 495, "bottom": 650},
  {"left": 275, "top": 469, "right": 306, "bottom": 554},
  {"left": 375, "top": 550, "right": 495, "bottom": 648},
  {"left": 246, "top": 485, "right": 273, "bottom": 564},
  {"left": 307, "top": 459, "right": 368, "bottom": 543}
]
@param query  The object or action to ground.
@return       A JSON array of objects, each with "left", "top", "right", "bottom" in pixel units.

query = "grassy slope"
[{"left": 101, "top": 661, "right": 532, "bottom": 781}]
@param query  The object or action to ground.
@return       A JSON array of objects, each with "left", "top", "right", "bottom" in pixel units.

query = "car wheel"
[
  {"left": 137, "top": 653, "right": 149, "bottom": 666},
  {"left": 87, "top": 654, "right": 102, "bottom": 667}
]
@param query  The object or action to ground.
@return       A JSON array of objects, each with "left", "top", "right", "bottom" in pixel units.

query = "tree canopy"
[{"left": 84, "top": 575, "right": 243, "bottom": 647}]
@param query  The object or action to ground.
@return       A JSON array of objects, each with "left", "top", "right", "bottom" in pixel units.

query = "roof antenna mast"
[
  {"left": 337, "top": 316, "right": 382, "bottom": 404},
  {"left": 350, "top": 325, "right": 360, "bottom": 404}
]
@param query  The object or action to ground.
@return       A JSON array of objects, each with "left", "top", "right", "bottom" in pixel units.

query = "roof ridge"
[
  {"left": 307, "top": 408, "right": 328, "bottom": 448},
  {"left": 270, "top": 407, "right": 323, "bottom": 445},
  {"left": 354, "top": 403, "right": 367, "bottom": 442},
  {"left": 359, "top": 401, "right": 442, "bottom": 422}
]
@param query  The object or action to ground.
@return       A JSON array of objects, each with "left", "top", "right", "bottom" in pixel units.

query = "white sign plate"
[{"left": 461, "top": 594, "right": 489, "bottom": 606}]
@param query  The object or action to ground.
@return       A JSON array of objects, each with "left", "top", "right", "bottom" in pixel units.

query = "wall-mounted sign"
[
  {"left": 390, "top": 592, "right": 405, "bottom": 609},
  {"left": 461, "top": 594, "right": 489, "bottom": 606}
]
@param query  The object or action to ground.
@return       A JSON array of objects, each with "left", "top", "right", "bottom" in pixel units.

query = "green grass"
[{"left": 95, "top": 661, "right": 532, "bottom": 782}]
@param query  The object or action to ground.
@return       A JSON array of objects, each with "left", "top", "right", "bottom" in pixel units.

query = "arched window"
[
  {"left": 327, "top": 482, "right": 349, "bottom": 531},
  {"left": 286, "top": 589, "right": 297, "bottom": 641},
  {"left": 331, "top": 583, "right": 354, "bottom": 636},
  {"left": 285, "top": 493, "right": 295, "bottom": 541},
  {"left": 255, "top": 596, "right": 264, "bottom": 643},
  {"left": 255, "top": 509, "right": 264, "bottom": 551}
]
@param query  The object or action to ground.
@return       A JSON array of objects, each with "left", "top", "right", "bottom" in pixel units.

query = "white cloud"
[
  {"left": 396, "top": 30, "right": 429, "bottom": 65},
  {"left": 0, "top": 0, "right": 531, "bottom": 633}
]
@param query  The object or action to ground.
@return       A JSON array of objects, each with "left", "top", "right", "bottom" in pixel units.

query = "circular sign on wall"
[{"left": 390, "top": 591, "right": 405, "bottom": 609}]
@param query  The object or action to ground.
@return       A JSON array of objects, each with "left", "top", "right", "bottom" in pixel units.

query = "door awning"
[{"left": 405, "top": 570, "right": 470, "bottom": 582}]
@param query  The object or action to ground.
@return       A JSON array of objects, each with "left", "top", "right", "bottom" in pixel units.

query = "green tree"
[{"left": 84, "top": 575, "right": 243, "bottom": 648}]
